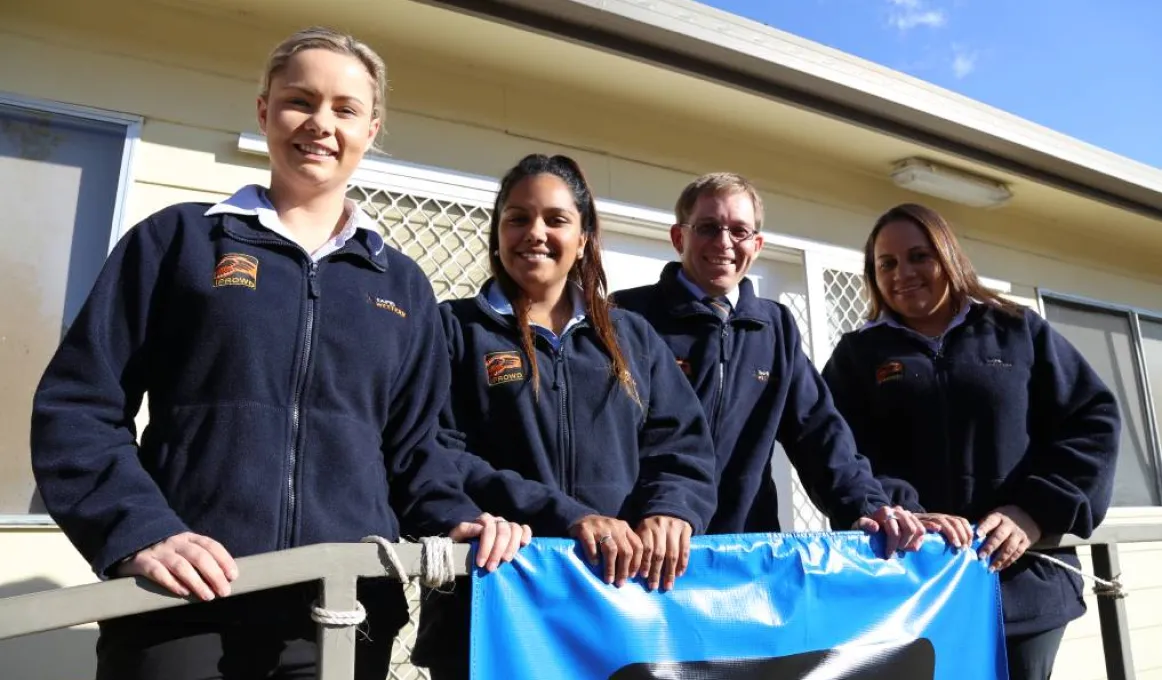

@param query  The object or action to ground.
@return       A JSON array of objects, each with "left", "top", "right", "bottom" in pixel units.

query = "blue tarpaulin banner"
[{"left": 471, "top": 532, "right": 1005, "bottom": 680}]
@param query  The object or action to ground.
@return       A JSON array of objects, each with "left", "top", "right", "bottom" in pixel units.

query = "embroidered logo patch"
[
  {"left": 876, "top": 360, "right": 905, "bottom": 385},
  {"left": 485, "top": 351, "right": 525, "bottom": 386},
  {"left": 675, "top": 358, "right": 692, "bottom": 377},
  {"left": 213, "top": 253, "right": 258, "bottom": 289},
  {"left": 368, "top": 295, "right": 407, "bottom": 318},
  {"left": 755, "top": 369, "right": 770, "bottom": 383}
]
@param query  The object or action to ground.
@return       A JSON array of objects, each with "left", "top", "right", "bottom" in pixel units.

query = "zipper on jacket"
[
  {"left": 931, "top": 344, "right": 956, "bottom": 511},
  {"left": 554, "top": 347, "right": 575, "bottom": 496},
  {"left": 712, "top": 322, "right": 731, "bottom": 436},
  {"left": 282, "top": 260, "right": 320, "bottom": 549},
  {"left": 548, "top": 325, "right": 586, "bottom": 497}
]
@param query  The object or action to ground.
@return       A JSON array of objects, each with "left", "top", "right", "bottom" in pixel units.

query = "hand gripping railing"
[{"left": 0, "top": 538, "right": 471, "bottom": 680}]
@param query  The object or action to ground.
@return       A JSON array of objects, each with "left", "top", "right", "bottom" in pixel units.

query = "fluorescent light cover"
[{"left": 891, "top": 158, "right": 1012, "bottom": 208}]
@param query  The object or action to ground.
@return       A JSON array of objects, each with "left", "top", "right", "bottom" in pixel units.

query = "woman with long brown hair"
[
  {"left": 822, "top": 203, "right": 1121, "bottom": 680},
  {"left": 412, "top": 153, "right": 718, "bottom": 680}
]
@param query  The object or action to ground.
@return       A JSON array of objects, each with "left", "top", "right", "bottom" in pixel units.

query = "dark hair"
[
  {"left": 489, "top": 154, "right": 639, "bottom": 404},
  {"left": 863, "top": 203, "right": 1024, "bottom": 321}
]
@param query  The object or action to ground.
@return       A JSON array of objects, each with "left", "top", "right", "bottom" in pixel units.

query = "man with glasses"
[{"left": 613, "top": 173, "right": 919, "bottom": 550}]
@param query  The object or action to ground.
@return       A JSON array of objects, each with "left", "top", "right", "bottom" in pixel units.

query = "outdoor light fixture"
[{"left": 890, "top": 158, "right": 1013, "bottom": 208}]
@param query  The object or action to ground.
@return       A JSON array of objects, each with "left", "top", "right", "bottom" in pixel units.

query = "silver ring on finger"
[
  {"left": 883, "top": 507, "right": 897, "bottom": 521},
  {"left": 598, "top": 534, "right": 614, "bottom": 546}
]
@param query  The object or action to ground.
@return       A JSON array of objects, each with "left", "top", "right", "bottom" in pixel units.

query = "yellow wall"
[{"left": 2, "top": 3, "right": 1161, "bottom": 679}]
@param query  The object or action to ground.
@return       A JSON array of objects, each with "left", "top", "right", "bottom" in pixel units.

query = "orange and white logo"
[
  {"left": 213, "top": 253, "right": 258, "bottom": 289},
  {"left": 368, "top": 295, "right": 408, "bottom": 318},
  {"left": 485, "top": 351, "right": 525, "bottom": 386}
]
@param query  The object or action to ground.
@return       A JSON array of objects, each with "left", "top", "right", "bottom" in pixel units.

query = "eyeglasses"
[{"left": 682, "top": 222, "right": 757, "bottom": 243}]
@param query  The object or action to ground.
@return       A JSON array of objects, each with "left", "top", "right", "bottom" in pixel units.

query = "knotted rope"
[
  {"left": 310, "top": 536, "right": 458, "bottom": 627},
  {"left": 1029, "top": 551, "right": 1126, "bottom": 599}
]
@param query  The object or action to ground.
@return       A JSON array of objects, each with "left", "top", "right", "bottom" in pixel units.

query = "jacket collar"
[
  {"left": 471, "top": 279, "right": 591, "bottom": 339},
  {"left": 655, "top": 262, "right": 767, "bottom": 325},
  {"left": 215, "top": 209, "right": 389, "bottom": 272}
]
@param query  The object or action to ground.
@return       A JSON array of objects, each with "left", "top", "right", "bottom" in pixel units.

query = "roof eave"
[{"left": 413, "top": 0, "right": 1162, "bottom": 220}]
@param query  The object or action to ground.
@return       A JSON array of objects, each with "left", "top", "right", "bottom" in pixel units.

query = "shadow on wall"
[{"left": 0, "top": 578, "right": 97, "bottom": 680}]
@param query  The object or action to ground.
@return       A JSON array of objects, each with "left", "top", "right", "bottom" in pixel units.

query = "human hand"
[
  {"left": 569, "top": 514, "right": 642, "bottom": 587},
  {"left": 854, "top": 506, "right": 926, "bottom": 557},
  {"left": 114, "top": 532, "right": 238, "bottom": 601},
  {"left": 916, "top": 512, "right": 974, "bottom": 550},
  {"left": 635, "top": 515, "right": 693, "bottom": 591},
  {"left": 977, "top": 505, "right": 1041, "bottom": 572},
  {"left": 450, "top": 513, "right": 532, "bottom": 572}
]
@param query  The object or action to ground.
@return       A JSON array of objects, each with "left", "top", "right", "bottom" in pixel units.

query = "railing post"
[
  {"left": 1092, "top": 543, "right": 1135, "bottom": 680},
  {"left": 317, "top": 575, "right": 359, "bottom": 680}
]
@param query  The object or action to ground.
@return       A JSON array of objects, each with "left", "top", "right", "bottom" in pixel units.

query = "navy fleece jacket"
[
  {"left": 413, "top": 282, "right": 718, "bottom": 670},
  {"left": 613, "top": 263, "right": 891, "bottom": 533},
  {"left": 822, "top": 303, "right": 1120, "bottom": 635},
  {"left": 439, "top": 285, "right": 718, "bottom": 535},
  {"left": 30, "top": 202, "right": 495, "bottom": 579}
]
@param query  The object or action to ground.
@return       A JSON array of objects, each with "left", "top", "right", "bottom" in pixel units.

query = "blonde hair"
[
  {"left": 674, "top": 172, "right": 765, "bottom": 229},
  {"left": 260, "top": 26, "right": 388, "bottom": 121}
]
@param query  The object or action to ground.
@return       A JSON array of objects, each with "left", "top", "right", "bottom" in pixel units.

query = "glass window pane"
[
  {"left": 1139, "top": 317, "right": 1162, "bottom": 479},
  {"left": 1044, "top": 299, "right": 1160, "bottom": 506},
  {"left": 0, "top": 103, "right": 127, "bottom": 514}
]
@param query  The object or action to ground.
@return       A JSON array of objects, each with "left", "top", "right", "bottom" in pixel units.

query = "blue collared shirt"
[
  {"left": 204, "top": 184, "right": 377, "bottom": 262},
  {"left": 859, "top": 300, "right": 974, "bottom": 353},
  {"left": 676, "top": 267, "right": 741, "bottom": 311},
  {"left": 485, "top": 280, "right": 587, "bottom": 350}
]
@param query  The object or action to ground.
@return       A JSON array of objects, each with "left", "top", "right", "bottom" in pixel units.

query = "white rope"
[
  {"left": 419, "top": 535, "right": 457, "bottom": 589},
  {"left": 1029, "top": 551, "right": 1127, "bottom": 599},
  {"left": 311, "top": 600, "right": 367, "bottom": 627},
  {"left": 361, "top": 535, "right": 412, "bottom": 582},
  {"left": 308, "top": 535, "right": 459, "bottom": 628}
]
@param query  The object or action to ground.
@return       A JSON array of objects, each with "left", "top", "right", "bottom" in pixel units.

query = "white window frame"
[{"left": 0, "top": 93, "right": 142, "bottom": 527}]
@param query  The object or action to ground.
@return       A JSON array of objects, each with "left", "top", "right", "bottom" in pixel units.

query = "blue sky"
[{"left": 701, "top": 0, "right": 1162, "bottom": 170}]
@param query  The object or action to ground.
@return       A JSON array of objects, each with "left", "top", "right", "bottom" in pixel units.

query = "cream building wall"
[{"left": 1, "top": 2, "right": 1160, "bottom": 678}]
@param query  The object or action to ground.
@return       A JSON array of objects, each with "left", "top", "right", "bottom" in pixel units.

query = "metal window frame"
[
  {"left": 0, "top": 92, "right": 142, "bottom": 528},
  {"left": 0, "top": 91, "right": 142, "bottom": 250},
  {"left": 1038, "top": 288, "right": 1162, "bottom": 508}
]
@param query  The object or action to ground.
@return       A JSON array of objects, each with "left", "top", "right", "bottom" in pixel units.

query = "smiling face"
[
  {"left": 872, "top": 219, "right": 954, "bottom": 327},
  {"left": 496, "top": 173, "right": 588, "bottom": 303},
  {"left": 670, "top": 190, "right": 764, "bottom": 297},
  {"left": 257, "top": 48, "right": 380, "bottom": 196}
]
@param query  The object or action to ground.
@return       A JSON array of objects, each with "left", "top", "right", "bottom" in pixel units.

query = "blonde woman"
[{"left": 31, "top": 27, "right": 529, "bottom": 679}]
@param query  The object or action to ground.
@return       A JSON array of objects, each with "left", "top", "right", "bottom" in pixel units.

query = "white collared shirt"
[
  {"left": 204, "top": 184, "right": 378, "bottom": 262},
  {"left": 859, "top": 300, "right": 975, "bottom": 353},
  {"left": 485, "top": 280, "right": 587, "bottom": 350},
  {"left": 676, "top": 267, "right": 741, "bottom": 309}
]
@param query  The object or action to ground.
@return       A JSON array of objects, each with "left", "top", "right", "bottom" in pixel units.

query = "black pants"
[
  {"left": 1006, "top": 625, "right": 1067, "bottom": 680},
  {"left": 95, "top": 581, "right": 406, "bottom": 680},
  {"left": 426, "top": 662, "right": 469, "bottom": 680}
]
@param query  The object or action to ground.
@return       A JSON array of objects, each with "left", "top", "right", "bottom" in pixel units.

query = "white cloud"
[
  {"left": 887, "top": 0, "right": 948, "bottom": 31},
  {"left": 952, "top": 46, "right": 978, "bottom": 78}
]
